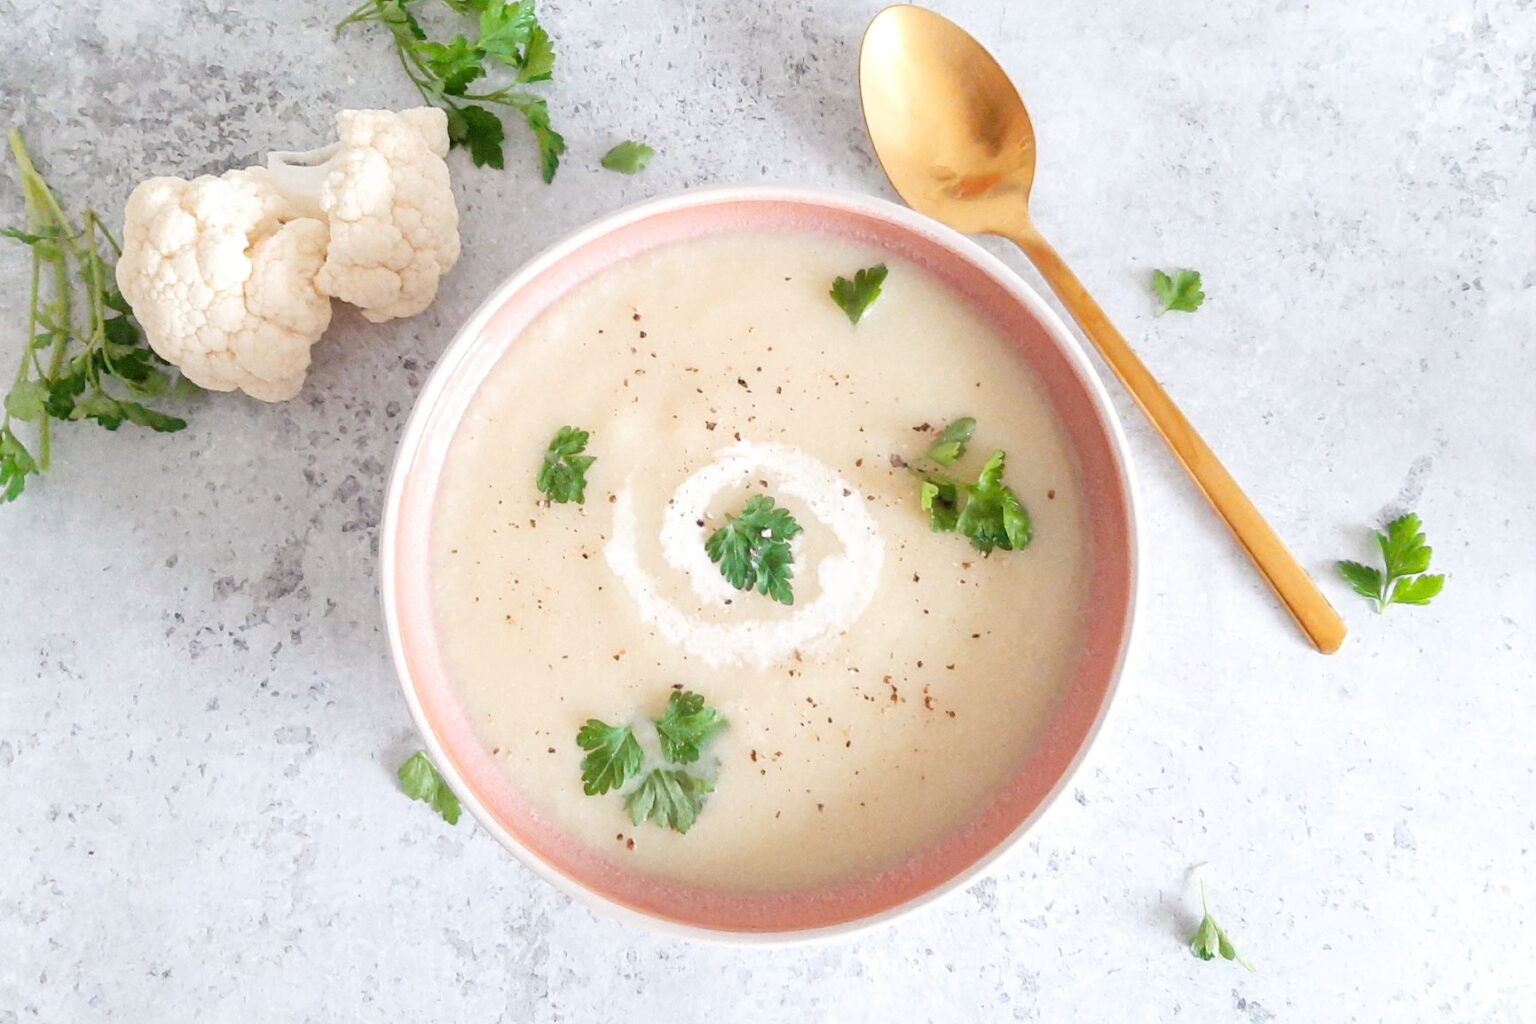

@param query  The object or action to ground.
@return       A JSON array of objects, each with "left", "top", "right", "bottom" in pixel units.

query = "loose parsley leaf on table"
[
  {"left": 624, "top": 768, "right": 715, "bottom": 834},
  {"left": 654, "top": 689, "right": 726, "bottom": 765},
  {"left": 829, "top": 263, "right": 888, "bottom": 324},
  {"left": 336, "top": 0, "right": 566, "bottom": 181},
  {"left": 536, "top": 425, "right": 595, "bottom": 504},
  {"left": 1188, "top": 882, "right": 1253, "bottom": 970},
  {"left": 1336, "top": 512, "right": 1445, "bottom": 612},
  {"left": 397, "top": 750, "right": 462, "bottom": 824},
  {"left": 576, "top": 719, "right": 643, "bottom": 795},
  {"left": 2, "top": 129, "right": 191, "bottom": 505},
  {"left": 600, "top": 140, "right": 655, "bottom": 174},
  {"left": 1152, "top": 268, "right": 1205, "bottom": 313},
  {"left": 705, "top": 494, "right": 803, "bottom": 605}
]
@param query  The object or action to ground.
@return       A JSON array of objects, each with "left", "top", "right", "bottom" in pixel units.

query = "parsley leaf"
[
  {"left": 3, "top": 129, "right": 191, "bottom": 505},
  {"left": 829, "top": 264, "right": 888, "bottom": 324},
  {"left": 905, "top": 420, "right": 1033, "bottom": 554},
  {"left": 512, "top": 96, "right": 566, "bottom": 184},
  {"left": 575, "top": 720, "right": 643, "bottom": 795},
  {"left": 397, "top": 750, "right": 462, "bottom": 825},
  {"left": 705, "top": 494, "right": 803, "bottom": 605},
  {"left": 418, "top": 33, "right": 486, "bottom": 95},
  {"left": 1152, "top": 268, "right": 1205, "bottom": 313},
  {"left": 624, "top": 768, "right": 714, "bottom": 834},
  {"left": 1188, "top": 883, "right": 1253, "bottom": 970},
  {"left": 477, "top": 0, "right": 537, "bottom": 64},
  {"left": 920, "top": 477, "right": 960, "bottom": 532},
  {"left": 953, "top": 451, "right": 1032, "bottom": 554},
  {"left": 454, "top": 104, "right": 508, "bottom": 170},
  {"left": 518, "top": 23, "right": 556, "bottom": 82},
  {"left": 926, "top": 416, "right": 975, "bottom": 466},
  {"left": 575, "top": 689, "right": 726, "bottom": 833},
  {"left": 600, "top": 140, "right": 655, "bottom": 175},
  {"left": 337, "top": 0, "right": 562, "bottom": 180},
  {"left": 0, "top": 429, "right": 39, "bottom": 502},
  {"left": 1336, "top": 512, "right": 1445, "bottom": 612},
  {"left": 654, "top": 690, "right": 726, "bottom": 765},
  {"left": 536, "top": 425, "right": 595, "bottom": 504}
]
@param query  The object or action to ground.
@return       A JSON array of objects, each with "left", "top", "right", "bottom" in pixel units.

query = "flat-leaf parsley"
[
  {"left": 925, "top": 416, "right": 975, "bottom": 466},
  {"left": 654, "top": 689, "right": 726, "bottom": 765},
  {"left": 1188, "top": 882, "right": 1253, "bottom": 970},
  {"left": 829, "top": 264, "right": 888, "bottom": 324},
  {"left": 536, "top": 425, "right": 595, "bottom": 503},
  {"left": 600, "top": 140, "right": 655, "bottom": 174},
  {"left": 1336, "top": 512, "right": 1445, "bottom": 612},
  {"left": 397, "top": 750, "right": 462, "bottom": 824},
  {"left": 954, "top": 450, "right": 1032, "bottom": 554},
  {"left": 624, "top": 768, "right": 714, "bottom": 834},
  {"left": 575, "top": 689, "right": 726, "bottom": 834},
  {"left": 2, "top": 129, "right": 191, "bottom": 504},
  {"left": 575, "top": 719, "right": 643, "bottom": 795},
  {"left": 911, "top": 421, "right": 1034, "bottom": 556},
  {"left": 705, "top": 494, "right": 803, "bottom": 605},
  {"left": 1152, "top": 268, "right": 1205, "bottom": 313},
  {"left": 337, "top": 0, "right": 566, "bottom": 181}
]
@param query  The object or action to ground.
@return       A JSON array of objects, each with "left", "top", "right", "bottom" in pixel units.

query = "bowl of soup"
[{"left": 381, "top": 186, "right": 1139, "bottom": 940}]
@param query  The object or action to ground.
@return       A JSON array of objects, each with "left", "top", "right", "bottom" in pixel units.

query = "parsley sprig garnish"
[
  {"left": 576, "top": 719, "right": 643, "bottom": 795},
  {"left": 705, "top": 494, "right": 803, "bottom": 605},
  {"left": 397, "top": 750, "right": 463, "bottom": 824},
  {"left": 1152, "top": 268, "right": 1204, "bottom": 313},
  {"left": 2, "top": 129, "right": 190, "bottom": 504},
  {"left": 1336, "top": 512, "right": 1445, "bottom": 612},
  {"left": 1188, "top": 882, "right": 1253, "bottom": 970},
  {"left": 536, "top": 425, "right": 595, "bottom": 504},
  {"left": 654, "top": 689, "right": 726, "bottom": 764},
  {"left": 909, "top": 418, "right": 1033, "bottom": 554},
  {"left": 625, "top": 769, "right": 714, "bottom": 834},
  {"left": 577, "top": 690, "right": 726, "bottom": 834},
  {"left": 336, "top": 0, "right": 565, "bottom": 181},
  {"left": 829, "top": 263, "right": 888, "bottom": 324},
  {"left": 925, "top": 416, "right": 975, "bottom": 466}
]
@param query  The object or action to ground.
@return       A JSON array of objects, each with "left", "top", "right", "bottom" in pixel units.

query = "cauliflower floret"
[
  {"left": 257, "top": 107, "right": 460, "bottom": 323},
  {"left": 115, "top": 107, "right": 460, "bottom": 402},
  {"left": 116, "top": 171, "right": 332, "bottom": 402}
]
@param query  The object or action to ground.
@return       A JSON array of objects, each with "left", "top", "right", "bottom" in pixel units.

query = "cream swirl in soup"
[{"left": 430, "top": 231, "right": 1090, "bottom": 891}]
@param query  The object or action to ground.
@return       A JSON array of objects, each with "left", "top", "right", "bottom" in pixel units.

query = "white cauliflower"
[
  {"left": 116, "top": 107, "right": 461, "bottom": 402},
  {"left": 257, "top": 107, "right": 461, "bottom": 323},
  {"left": 116, "top": 171, "right": 332, "bottom": 402}
]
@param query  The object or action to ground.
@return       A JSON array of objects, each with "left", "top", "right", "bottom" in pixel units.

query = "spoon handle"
[{"left": 1009, "top": 222, "right": 1347, "bottom": 654}]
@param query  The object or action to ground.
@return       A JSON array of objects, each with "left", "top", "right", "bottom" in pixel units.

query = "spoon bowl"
[
  {"left": 859, "top": 5, "right": 1347, "bottom": 654},
  {"left": 859, "top": 5, "right": 1037, "bottom": 234}
]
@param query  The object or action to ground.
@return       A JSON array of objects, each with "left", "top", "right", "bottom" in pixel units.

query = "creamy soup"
[{"left": 430, "top": 231, "right": 1090, "bottom": 891}]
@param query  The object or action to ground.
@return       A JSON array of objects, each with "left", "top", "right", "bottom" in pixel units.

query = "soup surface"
[{"left": 431, "top": 230, "right": 1090, "bottom": 891}]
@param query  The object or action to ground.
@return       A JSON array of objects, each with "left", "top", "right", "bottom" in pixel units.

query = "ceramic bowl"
[{"left": 381, "top": 186, "right": 1139, "bottom": 942}]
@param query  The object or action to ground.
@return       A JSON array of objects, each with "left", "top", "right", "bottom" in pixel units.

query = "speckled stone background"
[{"left": 1, "top": 0, "right": 1532, "bottom": 1019}]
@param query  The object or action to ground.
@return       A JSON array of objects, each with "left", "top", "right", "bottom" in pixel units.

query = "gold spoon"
[{"left": 859, "top": 5, "right": 1345, "bottom": 654}]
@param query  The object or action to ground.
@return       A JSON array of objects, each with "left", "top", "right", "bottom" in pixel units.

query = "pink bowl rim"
[{"left": 379, "top": 184, "right": 1141, "bottom": 945}]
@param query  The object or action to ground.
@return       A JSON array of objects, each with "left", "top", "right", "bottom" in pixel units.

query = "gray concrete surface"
[{"left": 1, "top": 0, "right": 1532, "bottom": 1019}]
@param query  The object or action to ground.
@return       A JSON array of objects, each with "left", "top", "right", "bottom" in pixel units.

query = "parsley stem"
[
  {"left": 391, "top": 33, "right": 441, "bottom": 107},
  {"left": 334, "top": 0, "right": 383, "bottom": 33},
  {"left": 81, "top": 212, "right": 112, "bottom": 391},
  {"left": 8, "top": 129, "right": 72, "bottom": 469}
]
